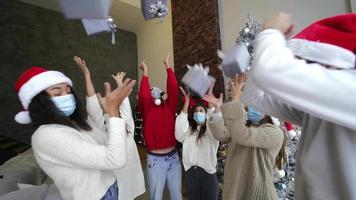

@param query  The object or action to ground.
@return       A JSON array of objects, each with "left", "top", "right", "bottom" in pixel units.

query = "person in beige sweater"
[{"left": 203, "top": 74, "right": 284, "bottom": 200}]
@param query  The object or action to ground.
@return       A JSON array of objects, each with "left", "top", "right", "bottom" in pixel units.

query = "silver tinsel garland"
[
  {"left": 236, "top": 14, "right": 261, "bottom": 60},
  {"left": 274, "top": 126, "right": 301, "bottom": 200}
]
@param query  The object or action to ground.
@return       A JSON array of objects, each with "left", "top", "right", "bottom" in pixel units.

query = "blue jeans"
[
  {"left": 100, "top": 181, "right": 118, "bottom": 200},
  {"left": 146, "top": 150, "right": 182, "bottom": 200}
]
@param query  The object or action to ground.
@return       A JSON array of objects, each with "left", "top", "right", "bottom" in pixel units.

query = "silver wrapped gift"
[
  {"left": 60, "top": 0, "right": 112, "bottom": 19},
  {"left": 182, "top": 64, "right": 215, "bottom": 97},
  {"left": 141, "top": 0, "right": 168, "bottom": 21},
  {"left": 81, "top": 18, "right": 118, "bottom": 44},
  {"left": 218, "top": 41, "right": 250, "bottom": 77}
]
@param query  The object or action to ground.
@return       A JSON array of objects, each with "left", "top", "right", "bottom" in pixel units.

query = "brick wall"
[{"left": 171, "top": 0, "right": 224, "bottom": 96}]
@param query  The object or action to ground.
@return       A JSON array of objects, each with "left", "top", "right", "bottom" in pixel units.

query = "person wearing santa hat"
[
  {"left": 138, "top": 54, "right": 182, "bottom": 200},
  {"left": 242, "top": 13, "right": 356, "bottom": 199},
  {"left": 14, "top": 65, "right": 136, "bottom": 200}
]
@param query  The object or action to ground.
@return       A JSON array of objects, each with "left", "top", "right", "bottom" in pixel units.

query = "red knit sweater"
[{"left": 138, "top": 68, "right": 178, "bottom": 151}]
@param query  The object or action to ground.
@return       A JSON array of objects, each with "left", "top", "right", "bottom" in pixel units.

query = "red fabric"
[
  {"left": 14, "top": 66, "right": 47, "bottom": 92},
  {"left": 284, "top": 121, "right": 293, "bottom": 131},
  {"left": 181, "top": 96, "right": 209, "bottom": 108},
  {"left": 138, "top": 68, "right": 178, "bottom": 151},
  {"left": 294, "top": 13, "right": 356, "bottom": 53}
]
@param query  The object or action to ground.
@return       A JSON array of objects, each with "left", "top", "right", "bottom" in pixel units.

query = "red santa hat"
[
  {"left": 14, "top": 66, "right": 73, "bottom": 124},
  {"left": 287, "top": 13, "right": 356, "bottom": 69}
]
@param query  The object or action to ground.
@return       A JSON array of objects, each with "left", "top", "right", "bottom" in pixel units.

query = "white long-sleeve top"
[
  {"left": 31, "top": 97, "right": 127, "bottom": 200},
  {"left": 175, "top": 109, "right": 220, "bottom": 174},
  {"left": 86, "top": 96, "right": 145, "bottom": 200},
  {"left": 242, "top": 29, "right": 356, "bottom": 200}
]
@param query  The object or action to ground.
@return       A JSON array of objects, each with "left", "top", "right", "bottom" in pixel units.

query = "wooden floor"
[{"left": 135, "top": 145, "right": 188, "bottom": 200}]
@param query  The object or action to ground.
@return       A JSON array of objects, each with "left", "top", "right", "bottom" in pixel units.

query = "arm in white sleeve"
[
  {"left": 251, "top": 29, "right": 356, "bottom": 131},
  {"left": 175, "top": 112, "right": 190, "bottom": 142},
  {"left": 32, "top": 118, "right": 127, "bottom": 170},
  {"left": 119, "top": 97, "right": 135, "bottom": 135},
  {"left": 242, "top": 74, "right": 304, "bottom": 126},
  {"left": 86, "top": 95, "right": 106, "bottom": 132}
]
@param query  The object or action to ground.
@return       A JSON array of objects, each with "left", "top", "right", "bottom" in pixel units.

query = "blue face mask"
[
  {"left": 193, "top": 112, "right": 206, "bottom": 124},
  {"left": 51, "top": 94, "right": 76, "bottom": 117},
  {"left": 247, "top": 106, "right": 262, "bottom": 124}
]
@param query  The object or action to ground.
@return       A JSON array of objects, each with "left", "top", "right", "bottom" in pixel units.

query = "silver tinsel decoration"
[
  {"left": 236, "top": 14, "right": 261, "bottom": 56},
  {"left": 274, "top": 126, "right": 301, "bottom": 200},
  {"left": 148, "top": 1, "right": 168, "bottom": 22}
]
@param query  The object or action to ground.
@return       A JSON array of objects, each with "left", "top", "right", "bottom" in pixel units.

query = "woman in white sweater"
[
  {"left": 74, "top": 56, "right": 145, "bottom": 200},
  {"left": 175, "top": 86, "right": 220, "bottom": 200},
  {"left": 14, "top": 62, "right": 136, "bottom": 200}
]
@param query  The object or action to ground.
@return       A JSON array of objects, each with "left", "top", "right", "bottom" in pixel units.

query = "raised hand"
[
  {"left": 73, "top": 56, "right": 90, "bottom": 77},
  {"left": 180, "top": 86, "right": 189, "bottom": 102},
  {"left": 202, "top": 92, "right": 223, "bottom": 108},
  {"left": 112, "top": 72, "right": 126, "bottom": 86},
  {"left": 97, "top": 79, "right": 136, "bottom": 117},
  {"left": 164, "top": 53, "right": 170, "bottom": 69},
  {"left": 207, "top": 81, "right": 216, "bottom": 108},
  {"left": 262, "top": 13, "right": 295, "bottom": 37},
  {"left": 180, "top": 86, "right": 190, "bottom": 113},
  {"left": 230, "top": 73, "right": 246, "bottom": 101},
  {"left": 139, "top": 60, "right": 148, "bottom": 76}
]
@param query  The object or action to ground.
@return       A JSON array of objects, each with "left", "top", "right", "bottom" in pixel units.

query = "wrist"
[{"left": 108, "top": 111, "right": 120, "bottom": 118}]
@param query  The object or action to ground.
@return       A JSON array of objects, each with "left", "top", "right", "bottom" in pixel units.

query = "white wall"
[
  {"left": 219, "top": 0, "right": 352, "bottom": 52},
  {"left": 136, "top": 0, "right": 174, "bottom": 91},
  {"left": 351, "top": 0, "right": 356, "bottom": 11}
]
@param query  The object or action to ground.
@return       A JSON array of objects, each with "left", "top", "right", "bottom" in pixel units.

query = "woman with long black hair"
[
  {"left": 175, "top": 86, "right": 221, "bottom": 200},
  {"left": 14, "top": 65, "right": 136, "bottom": 200}
]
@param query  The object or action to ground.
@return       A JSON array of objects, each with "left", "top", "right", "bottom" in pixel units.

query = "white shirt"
[
  {"left": 242, "top": 29, "right": 356, "bottom": 200},
  {"left": 86, "top": 96, "right": 145, "bottom": 200},
  {"left": 32, "top": 103, "right": 127, "bottom": 200},
  {"left": 175, "top": 109, "right": 220, "bottom": 174}
]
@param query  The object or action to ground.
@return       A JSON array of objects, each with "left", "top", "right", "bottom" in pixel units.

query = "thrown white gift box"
[
  {"left": 81, "top": 18, "right": 118, "bottom": 44},
  {"left": 218, "top": 41, "right": 250, "bottom": 77},
  {"left": 59, "top": 0, "right": 112, "bottom": 19},
  {"left": 182, "top": 64, "right": 215, "bottom": 97}
]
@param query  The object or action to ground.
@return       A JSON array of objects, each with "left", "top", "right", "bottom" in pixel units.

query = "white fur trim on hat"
[
  {"left": 15, "top": 111, "right": 31, "bottom": 124},
  {"left": 288, "top": 39, "right": 355, "bottom": 69},
  {"left": 18, "top": 71, "right": 72, "bottom": 109},
  {"left": 271, "top": 117, "right": 281, "bottom": 126}
]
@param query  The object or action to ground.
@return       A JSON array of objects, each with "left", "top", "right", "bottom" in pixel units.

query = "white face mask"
[
  {"left": 51, "top": 94, "right": 76, "bottom": 116},
  {"left": 193, "top": 112, "right": 206, "bottom": 124}
]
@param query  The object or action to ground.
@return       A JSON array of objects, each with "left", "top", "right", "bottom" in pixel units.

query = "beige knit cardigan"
[{"left": 207, "top": 100, "right": 284, "bottom": 200}]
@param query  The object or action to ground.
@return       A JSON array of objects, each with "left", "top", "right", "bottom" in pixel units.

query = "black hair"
[
  {"left": 188, "top": 105, "right": 207, "bottom": 142},
  {"left": 28, "top": 88, "right": 92, "bottom": 131}
]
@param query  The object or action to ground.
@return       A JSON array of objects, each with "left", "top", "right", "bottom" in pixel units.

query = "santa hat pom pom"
[{"left": 15, "top": 111, "right": 31, "bottom": 124}]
